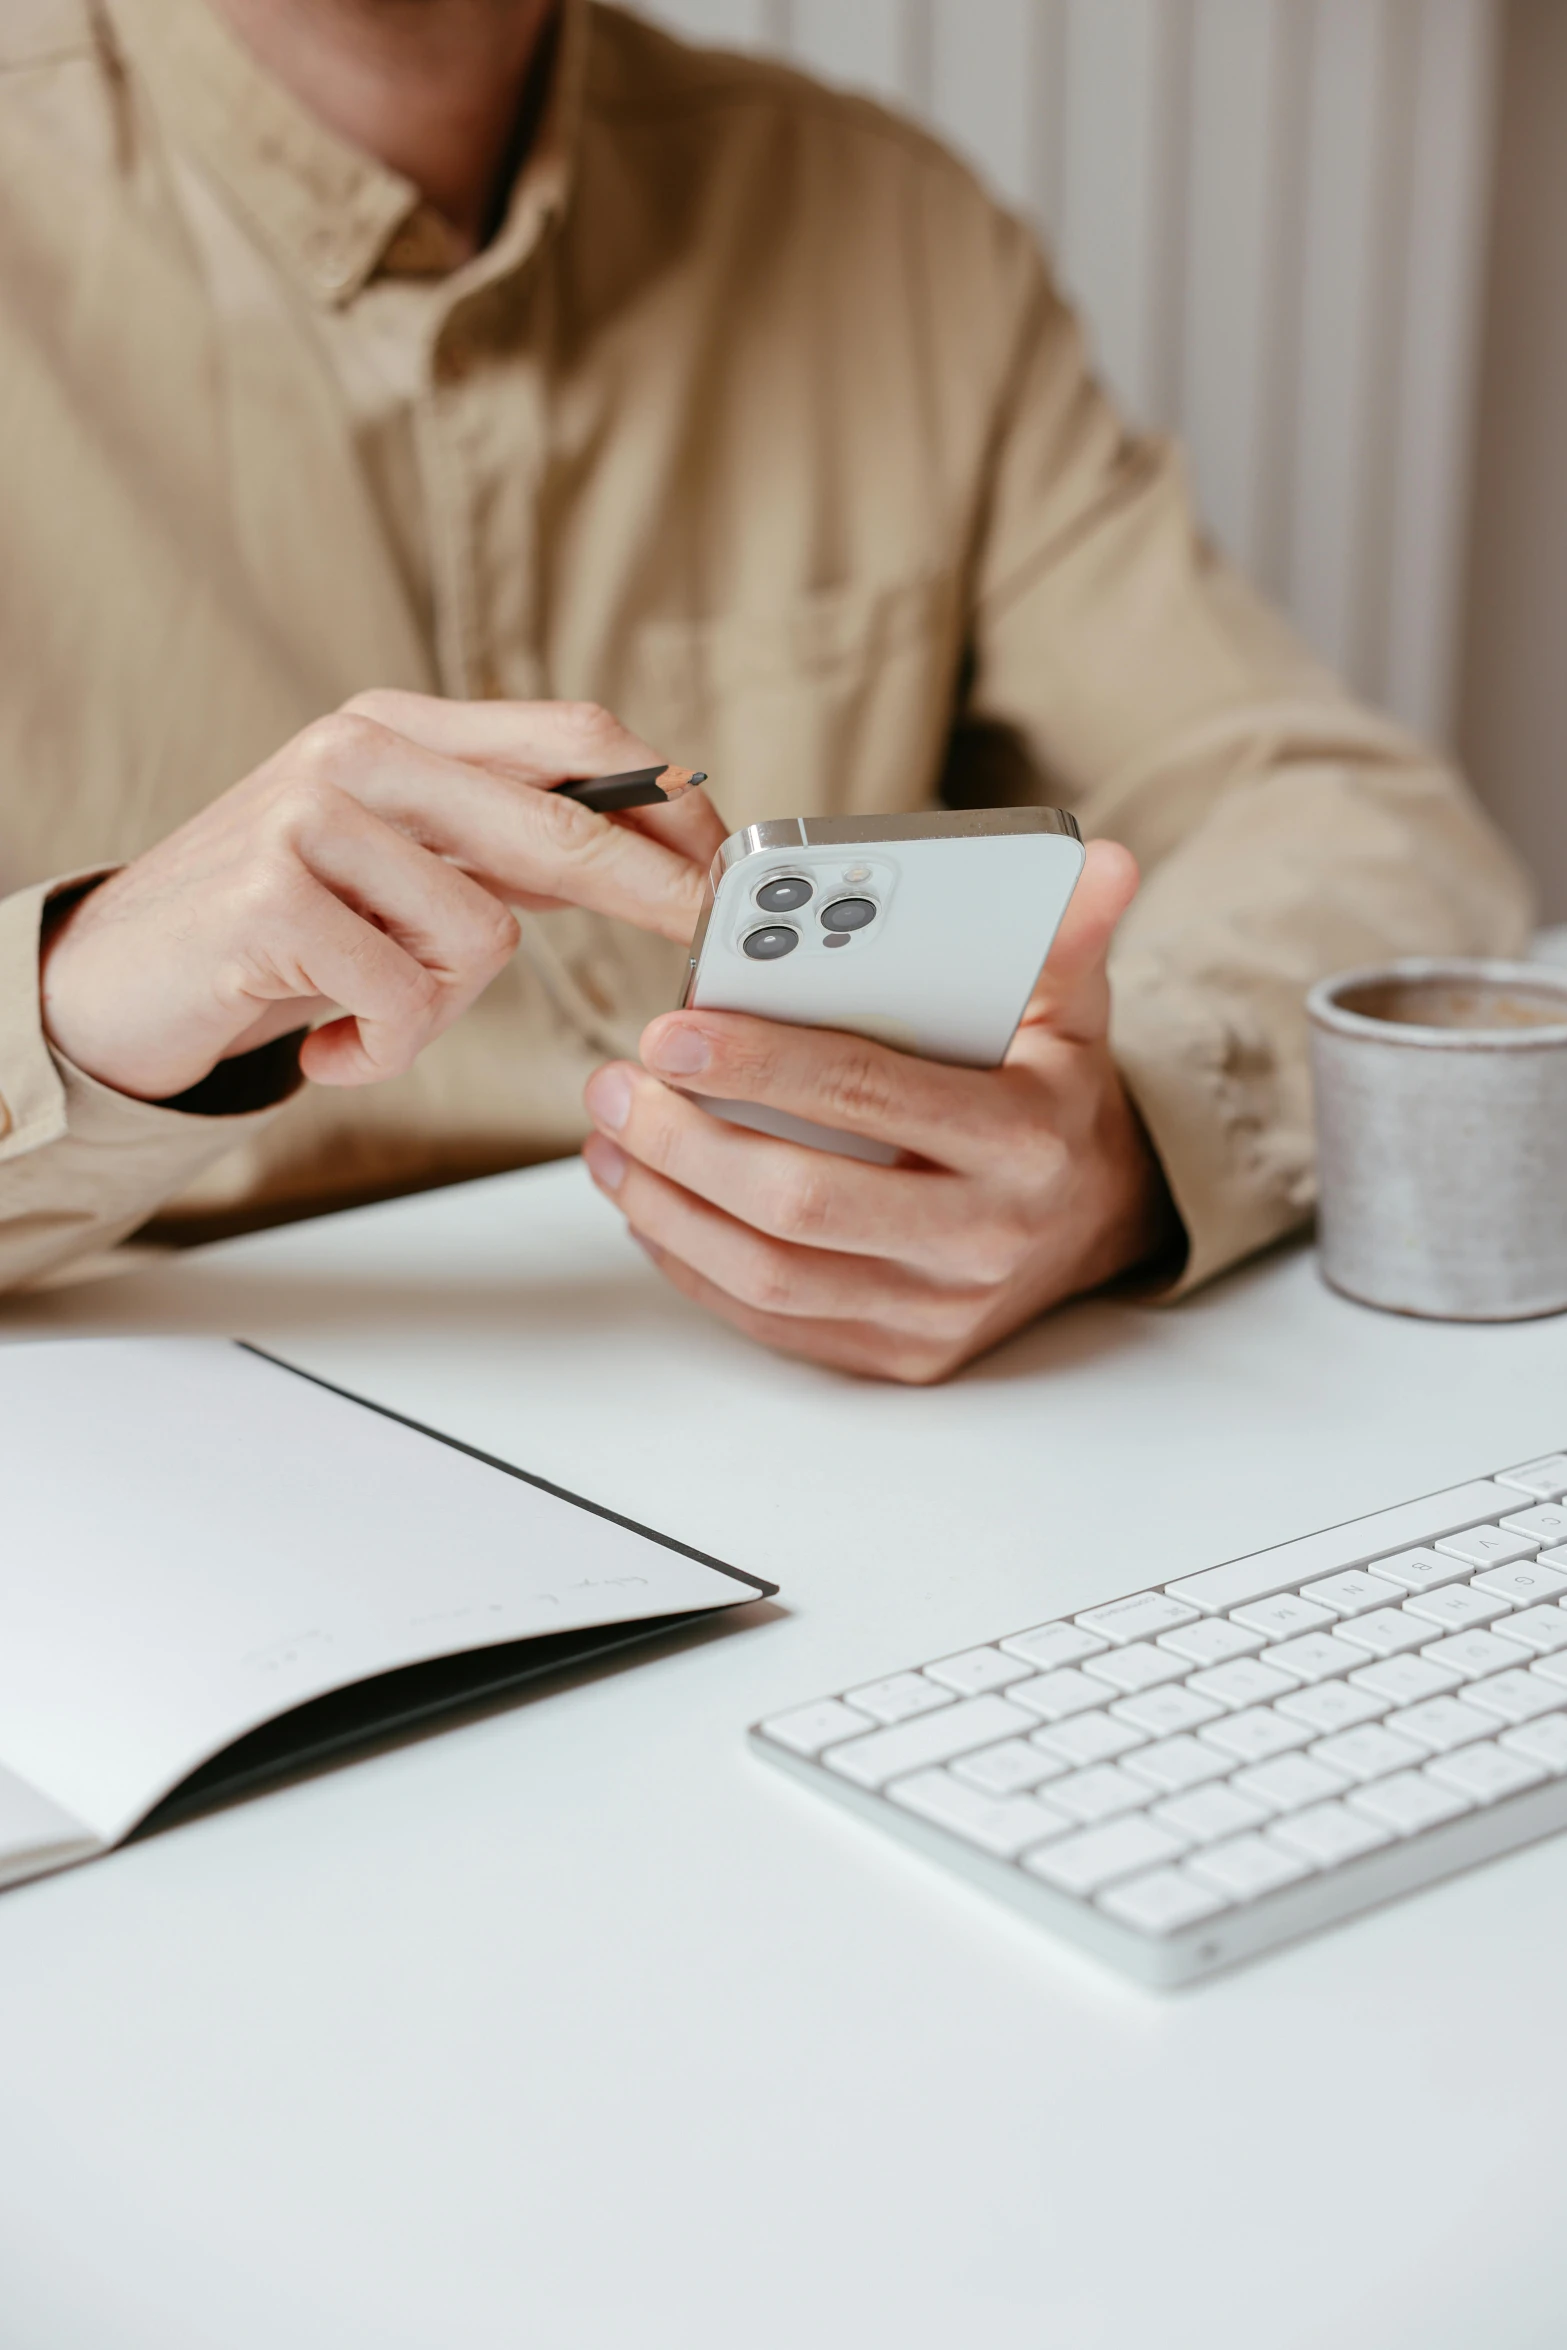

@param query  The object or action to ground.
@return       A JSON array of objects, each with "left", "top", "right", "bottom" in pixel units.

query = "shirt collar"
[{"left": 106, "top": 0, "right": 586, "bottom": 308}]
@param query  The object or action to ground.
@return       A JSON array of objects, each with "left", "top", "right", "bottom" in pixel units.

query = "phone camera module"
[
  {"left": 742, "top": 923, "right": 799, "bottom": 960},
  {"left": 820, "top": 895, "right": 877, "bottom": 933},
  {"left": 755, "top": 874, "right": 812, "bottom": 914}
]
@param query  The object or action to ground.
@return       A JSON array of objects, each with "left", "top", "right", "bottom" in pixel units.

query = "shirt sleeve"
[
  {"left": 0, "top": 877, "right": 301, "bottom": 1292},
  {"left": 960, "top": 239, "right": 1534, "bottom": 1293}
]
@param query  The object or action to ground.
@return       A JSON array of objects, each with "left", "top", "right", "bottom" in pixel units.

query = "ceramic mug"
[{"left": 1306, "top": 958, "right": 1567, "bottom": 1320}]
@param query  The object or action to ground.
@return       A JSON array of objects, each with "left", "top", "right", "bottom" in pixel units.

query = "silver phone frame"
[{"left": 680, "top": 806, "right": 1082, "bottom": 1006}]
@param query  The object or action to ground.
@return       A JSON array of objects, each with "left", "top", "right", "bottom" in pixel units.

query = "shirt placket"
[{"left": 419, "top": 273, "right": 550, "bottom": 705}]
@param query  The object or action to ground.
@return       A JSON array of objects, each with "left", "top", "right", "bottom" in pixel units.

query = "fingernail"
[
  {"left": 582, "top": 1134, "right": 627, "bottom": 1191},
  {"left": 584, "top": 1065, "right": 633, "bottom": 1131},
  {"left": 644, "top": 1023, "right": 710, "bottom": 1077}
]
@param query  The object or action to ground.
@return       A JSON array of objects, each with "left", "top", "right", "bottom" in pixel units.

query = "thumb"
[{"left": 1017, "top": 836, "right": 1139, "bottom": 1045}]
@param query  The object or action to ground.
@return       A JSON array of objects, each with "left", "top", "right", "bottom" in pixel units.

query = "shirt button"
[{"left": 304, "top": 225, "right": 357, "bottom": 295}]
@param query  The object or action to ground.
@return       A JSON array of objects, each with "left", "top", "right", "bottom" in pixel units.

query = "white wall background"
[{"left": 636, "top": 0, "right": 1500, "bottom": 749}]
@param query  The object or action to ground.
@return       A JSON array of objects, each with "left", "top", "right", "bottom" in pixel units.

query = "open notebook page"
[{"left": 0, "top": 1340, "right": 763, "bottom": 1852}]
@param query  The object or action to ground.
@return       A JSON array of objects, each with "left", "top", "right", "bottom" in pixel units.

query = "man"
[{"left": 0, "top": 0, "right": 1530, "bottom": 1378}]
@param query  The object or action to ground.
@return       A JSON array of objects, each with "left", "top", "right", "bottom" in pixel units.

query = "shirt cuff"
[
  {"left": 0, "top": 876, "right": 303, "bottom": 1290},
  {"left": 1110, "top": 966, "right": 1314, "bottom": 1300}
]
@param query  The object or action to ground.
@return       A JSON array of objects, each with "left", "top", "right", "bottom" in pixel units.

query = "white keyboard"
[{"left": 751, "top": 1454, "right": 1567, "bottom": 1985}]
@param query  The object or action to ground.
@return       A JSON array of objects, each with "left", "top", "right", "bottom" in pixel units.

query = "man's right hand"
[{"left": 40, "top": 692, "right": 725, "bottom": 1102}]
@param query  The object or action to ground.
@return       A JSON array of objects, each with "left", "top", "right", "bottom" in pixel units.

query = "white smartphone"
[{"left": 680, "top": 808, "right": 1085, "bottom": 1161}]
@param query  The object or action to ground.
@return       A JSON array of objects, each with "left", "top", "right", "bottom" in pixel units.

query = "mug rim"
[{"left": 1306, "top": 957, "right": 1567, "bottom": 1050}]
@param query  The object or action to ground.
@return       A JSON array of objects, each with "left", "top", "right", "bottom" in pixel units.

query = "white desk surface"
[{"left": 1, "top": 1160, "right": 1564, "bottom": 2349}]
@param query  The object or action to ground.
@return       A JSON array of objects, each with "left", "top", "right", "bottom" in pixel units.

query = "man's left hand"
[{"left": 581, "top": 839, "right": 1181, "bottom": 1382}]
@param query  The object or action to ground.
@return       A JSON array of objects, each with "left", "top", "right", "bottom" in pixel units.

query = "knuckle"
[
  {"left": 294, "top": 710, "right": 385, "bottom": 780},
  {"left": 557, "top": 700, "right": 621, "bottom": 754},
  {"left": 959, "top": 1216, "right": 1031, "bottom": 1287},
  {"left": 736, "top": 1241, "right": 798, "bottom": 1316},
  {"left": 483, "top": 900, "right": 522, "bottom": 961},
  {"left": 763, "top": 1160, "right": 834, "bottom": 1243},
  {"left": 339, "top": 687, "right": 404, "bottom": 728},
  {"left": 817, "top": 1046, "right": 899, "bottom": 1129}
]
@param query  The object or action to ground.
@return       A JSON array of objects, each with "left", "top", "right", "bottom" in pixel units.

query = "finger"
[
  {"left": 580, "top": 1132, "right": 985, "bottom": 1336},
  {"left": 296, "top": 789, "right": 520, "bottom": 1018},
  {"left": 340, "top": 689, "right": 728, "bottom": 871},
  {"left": 637, "top": 1005, "right": 1036, "bottom": 1173},
  {"left": 238, "top": 875, "right": 447, "bottom": 1086},
  {"left": 629, "top": 1236, "right": 967, "bottom": 1385},
  {"left": 1016, "top": 836, "right": 1139, "bottom": 1047},
  {"left": 285, "top": 716, "right": 709, "bottom": 943},
  {"left": 581, "top": 1061, "right": 999, "bottom": 1273}
]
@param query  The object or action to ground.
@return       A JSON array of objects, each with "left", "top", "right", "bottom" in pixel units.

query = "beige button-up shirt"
[{"left": 0, "top": 0, "right": 1531, "bottom": 1295}]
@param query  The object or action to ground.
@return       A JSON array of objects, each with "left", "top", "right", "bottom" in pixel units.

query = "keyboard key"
[
  {"left": 1080, "top": 1642, "right": 1188, "bottom": 1694},
  {"left": 1491, "top": 1604, "right": 1567, "bottom": 1656},
  {"left": 1425, "top": 1741, "right": 1546, "bottom": 1805},
  {"left": 1274, "top": 1680, "right": 1389, "bottom": 1735},
  {"left": 1098, "top": 1867, "right": 1227, "bottom": 1935},
  {"left": 1122, "top": 1734, "right": 1232, "bottom": 1792},
  {"left": 1110, "top": 1684, "right": 1223, "bottom": 1736},
  {"left": 844, "top": 1672, "right": 953, "bottom": 1724},
  {"left": 1348, "top": 1771, "right": 1470, "bottom": 1834},
  {"left": 1500, "top": 1715, "right": 1567, "bottom": 1773},
  {"left": 925, "top": 1646, "right": 1034, "bottom": 1696},
  {"left": 1187, "top": 1657, "right": 1296, "bottom": 1710},
  {"left": 1385, "top": 1695, "right": 1495, "bottom": 1754},
  {"left": 823, "top": 1695, "right": 1036, "bottom": 1788},
  {"left": 1333, "top": 1607, "right": 1430, "bottom": 1657},
  {"left": 1462, "top": 1669, "right": 1563, "bottom": 1725},
  {"left": 1300, "top": 1569, "right": 1407, "bottom": 1617},
  {"left": 1309, "top": 1724, "right": 1425, "bottom": 1782},
  {"left": 1402, "top": 1583, "right": 1511, "bottom": 1632},
  {"left": 1151, "top": 1783, "right": 1269, "bottom": 1844},
  {"left": 1472, "top": 1559, "right": 1567, "bottom": 1608},
  {"left": 1369, "top": 1546, "right": 1473, "bottom": 1594},
  {"left": 1231, "top": 1593, "right": 1336, "bottom": 1639},
  {"left": 1436, "top": 1525, "right": 1539, "bottom": 1569},
  {"left": 1230, "top": 1754, "right": 1350, "bottom": 1813},
  {"left": 1156, "top": 1618, "right": 1266, "bottom": 1666},
  {"left": 1025, "top": 1815, "right": 1188, "bottom": 1895},
  {"left": 1187, "top": 1833, "right": 1311, "bottom": 1900},
  {"left": 887, "top": 1768, "right": 1069, "bottom": 1857},
  {"left": 1166, "top": 1481, "right": 1522, "bottom": 1614},
  {"left": 1269, "top": 1801, "right": 1392, "bottom": 1868},
  {"left": 1199, "top": 1706, "right": 1313, "bottom": 1763},
  {"left": 1420, "top": 1629, "right": 1523, "bottom": 1681},
  {"left": 1006, "top": 1668, "right": 1109, "bottom": 1722},
  {"left": 1494, "top": 1454, "right": 1567, "bottom": 1500},
  {"left": 1076, "top": 1591, "right": 1198, "bottom": 1645},
  {"left": 1050, "top": 1763, "right": 1152, "bottom": 1823},
  {"left": 951, "top": 1738, "right": 1065, "bottom": 1795},
  {"left": 1348, "top": 1653, "right": 1463, "bottom": 1703},
  {"left": 1525, "top": 1648, "right": 1567, "bottom": 1690},
  {"left": 1000, "top": 1622, "right": 1106, "bottom": 1672},
  {"left": 761, "top": 1698, "right": 877, "bottom": 1755},
  {"left": 1033, "top": 1710, "right": 1146, "bottom": 1767},
  {"left": 1497, "top": 1504, "right": 1567, "bottom": 1545},
  {"left": 1263, "top": 1631, "right": 1365, "bottom": 1682}
]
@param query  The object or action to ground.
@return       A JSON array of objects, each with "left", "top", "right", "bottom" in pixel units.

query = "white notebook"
[{"left": 0, "top": 1339, "right": 772, "bottom": 1889}]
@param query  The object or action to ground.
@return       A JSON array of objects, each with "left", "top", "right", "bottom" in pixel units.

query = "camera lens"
[
  {"left": 742, "top": 924, "right": 799, "bottom": 960},
  {"left": 755, "top": 875, "right": 812, "bottom": 914},
  {"left": 820, "top": 895, "right": 876, "bottom": 933}
]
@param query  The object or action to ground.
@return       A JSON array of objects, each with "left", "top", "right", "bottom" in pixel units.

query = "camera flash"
[{"left": 842, "top": 864, "right": 871, "bottom": 883}]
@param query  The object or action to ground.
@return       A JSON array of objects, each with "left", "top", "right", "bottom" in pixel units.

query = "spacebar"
[{"left": 1165, "top": 1480, "right": 1524, "bottom": 1614}]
